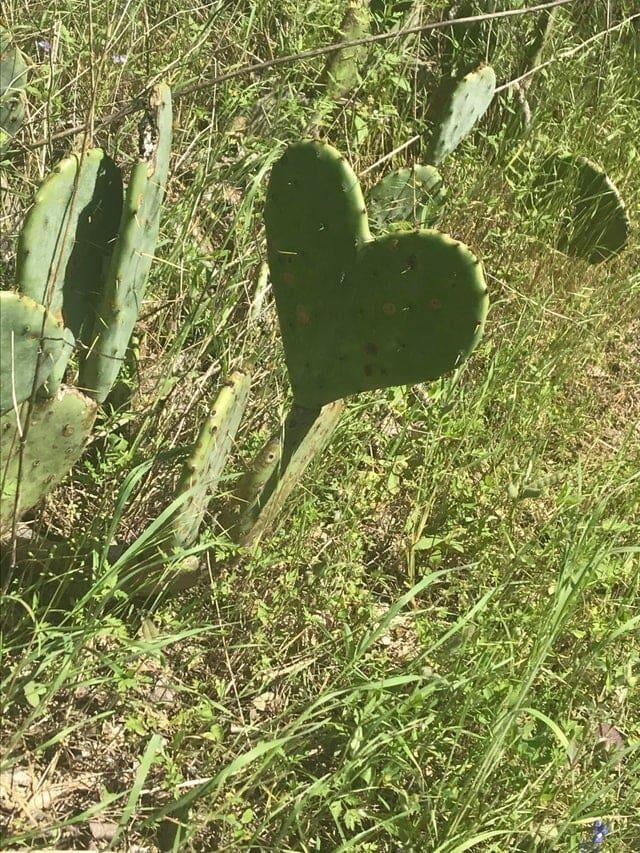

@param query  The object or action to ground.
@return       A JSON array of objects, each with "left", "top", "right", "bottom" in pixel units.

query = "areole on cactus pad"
[{"left": 265, "top": 141, "right": 489, "bottom": 408}]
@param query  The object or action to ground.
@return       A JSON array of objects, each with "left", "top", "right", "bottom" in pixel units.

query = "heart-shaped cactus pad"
[{"left": 265, "top": 141, "right": 489, "bottom": 407}]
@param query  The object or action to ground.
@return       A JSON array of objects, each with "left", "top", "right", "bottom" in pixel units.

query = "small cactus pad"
[
  {"left": 426, "top": 65, "right": 496, "bottom": 165},
  {"left": 0, "top": 291, "right": 66, "bottom": 414},
  {"left": 80, "top": 83, "right": 172, "bottom": 402},
  {"left": 16, "top": 149, "right": 123, "bottom": 343},
  {"left": 224, "top": 401, "right": 344, "bottom": 548},
  {"left": 265, "top": 141, "right": 489, "bottom": 407},
  {"left": 40, "top": 328, "right": 75, "bottom": 398},
  {"left": 321, "top": 1, "right": 370, "bottom": 101},
  {"left": 533, "top": 154, "right": 630, "bottom": 264},
  {"left": 0, "top": 28, "right": 29, "bottom": 153},
  {"left": 169, "top": 367, "right": 252, "bottom": 551},
  {"left": 0, "top": 387, "right": 97, "bottom": 535},
  {"left": 368, "top": 165, "right": 446, "bottom": 229}
]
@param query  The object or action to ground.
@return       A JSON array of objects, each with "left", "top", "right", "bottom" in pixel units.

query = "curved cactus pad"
[
  {"left": 16, "top": 149, "right": 123, "bottom": 341},
  {"left": 368, "top": 164, "right": 446, "bottom": 229},
  {"left": 265, "top": 141, "right": 489, "bottom": 407},
  {"left": 0, "top": 291, "right": 66, "bottom": 414},
  {"left": 81, "top": 83, "right": 172, "bottom": 403},
  {"left": 426, "top": 64, "right": 496, "bottom": 165},
  {"left": 0, "top": 387, "right": 97, "bottom": 534},
  {"left": 169, "top": 367, "right": 252, "bottom": 551},
  {"left": 321, "top": 1, "right": 370, "bottom": 101},
  {"left": 534, "top": 154, "right": 629, "bottom": 264}
]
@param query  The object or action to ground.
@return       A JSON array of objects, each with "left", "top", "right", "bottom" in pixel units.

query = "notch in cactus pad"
[
  {"left": 426, "top": 64, "right": 496, "bottom": 165},
  {"left": 265, "top": 141, "right": 489, "bottom": 408}
]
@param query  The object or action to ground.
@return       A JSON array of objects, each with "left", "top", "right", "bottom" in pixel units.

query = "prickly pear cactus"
[
  {"left": 265, "top": 141, "right": 489, "bottom": 408},
  {"left": 224, "top": 400, "right": 344, "bottom": 548},
  {"left": 533, "top": 154, "right": 630, "bottom": 264},
  {"left": 426, "top": 64, "right": 496, "bottom": 165},
  {"left": 0, "top": 28, "right": 29, "bottom": 153},
  {"left": 80, "top": 83, "right": 172, "bottom": 403},
  {"left": 368, "top": 165, "right": 446, "bottom": 230},
  {"left": 169, "top": 367, "right": 252, "bottom": 551},
  {"left": 0, "top": 387, "right": 97, "bottom": 535},
  {"left": 0, "top": 291, "right": 66, "bottom": 414},
  {"left": 321, "top": 1, "right": 371, "bottom": 101},
  {"left": 16, "top": 149, "right": 123, "bottom": 343}
]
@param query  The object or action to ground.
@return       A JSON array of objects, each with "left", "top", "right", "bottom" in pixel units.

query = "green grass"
[{"left": 1, "top": 1, "right": 639, "bottom": 850}]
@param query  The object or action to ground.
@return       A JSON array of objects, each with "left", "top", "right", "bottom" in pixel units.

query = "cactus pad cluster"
[{"left": 1, "top": 85, "right": 172, "bottom": 536}]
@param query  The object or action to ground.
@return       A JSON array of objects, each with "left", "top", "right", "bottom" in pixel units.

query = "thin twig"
[
  {"left": 495, "top": 13, "right": 640, "bottom": 93},
  {"left": 359, "top": 134, "right": 421, "bottom": 176},
  {"left": 25, "top": 0, "right": 573, "bottom": 150}
]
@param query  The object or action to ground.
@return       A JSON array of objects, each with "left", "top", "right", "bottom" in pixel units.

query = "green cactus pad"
[
  {"left": 265, "top": 141, "right": 489, "bottom": 408},
  {"left": 40, "top": 328, "right": 75, "bottom": 398},
  {"left": 0, "top": 387, "right": 97, "bottom": 535},
  {"left": 80, "top": 83, "right": 172, "bottom": 403},
  {"left": 169, "top": 367, "right": 252, "bottom": 551},
  {"left": 368, "top": 165, "right": 446, "bottom": 229},
  {"left": 0, "top": 291, "right": 66, "bottom": 415},
  {"left": 321, "top": 1, "right": 370, "bottom": 101},
  {"left": 0, "top": 28, "right": 29, "bottom": 153},
  {"left": 16, "top": 149, "right": 123, "bottom": 343},
  {"left": 426, "top": 64, "right": 496, "bottom": 165},
  {"left": 533, "top": 154, "right": 630, "bottom": 264},
  {"left": 223, "top": 401, "right": 344, "bottom": 548}
]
